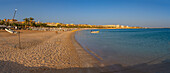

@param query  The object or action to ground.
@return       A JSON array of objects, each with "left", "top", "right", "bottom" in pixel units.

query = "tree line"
[
  {"left": 0, "top": 17, "right": 104, "bottom": 28},
  {"left": 0, "top": 17, "right": 48, "bottom": 28}
]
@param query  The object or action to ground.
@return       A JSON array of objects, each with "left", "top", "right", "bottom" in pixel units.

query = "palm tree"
[
  {"left": 29, "top": 17, "right": 34, "bottom": 22},
  {"left": 23, "top": 18, "right": 29, "bottom": 24},
  {"left": 23, "top": 18, "right": 30, "bottom": 28},
  {"left": 29, "top": 17, "right": 34, "bottom": 27},
  {"left": 0, "top": 20, "right": 5, "bottom": 25}
]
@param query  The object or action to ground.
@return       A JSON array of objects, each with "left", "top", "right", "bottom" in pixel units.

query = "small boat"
[
  {"left": 5, "top": 28, "right": 17, "bottom": 34},
  {"left": 91, "top": 30, "right": 99, "bottom": 33}
]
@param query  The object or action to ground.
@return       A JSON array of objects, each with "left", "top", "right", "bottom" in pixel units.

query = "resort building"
[
  {"left": 7, "top": 19, "right": 17, "bottom": 22},
  {"left": 102, "top": 24, "right": 115, "bottom": 28},
  {"left": 46, "top": 22, "right": 62, "bottom": 27},
  {"left": 56, "top": 23, "right": 60, "bottom": 25},
  {"left": 124, "top": 26, "right": 129, "bottom": 28},
  {"left": 120, "top": 25, "right": 124, "bottom": 28},
  {"left": 35, "top": 21, "right": 43, "bottom": 24},
  {"left": 3, "top": 19, "right": 6, "bottom": 21},
  {"left": 47, "top": 22, "right": 57, "bottom": 26},
  {"left": 115, "top": 24, "right": 120, "bottom": 28}
]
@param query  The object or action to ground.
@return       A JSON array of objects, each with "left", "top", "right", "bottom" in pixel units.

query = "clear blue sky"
[{"left": 0, "top": 0, "right": 170, "bottom": 27}]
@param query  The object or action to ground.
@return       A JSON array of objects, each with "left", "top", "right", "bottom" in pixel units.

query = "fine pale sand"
[{"left": 0, "top": 30, "right": 102, "bottom": 73}]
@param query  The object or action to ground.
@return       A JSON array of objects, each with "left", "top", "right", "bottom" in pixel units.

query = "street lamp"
[
  {"left": 12, "top": 9, "right": 21, "bottom": 49},
  {"left": 13, "top": 9, "right": 17, "bottom": 20}
]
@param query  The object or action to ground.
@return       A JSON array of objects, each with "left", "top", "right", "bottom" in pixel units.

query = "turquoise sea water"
[{"left": 75, "top": 29, "right": 170, "bottom": 66}]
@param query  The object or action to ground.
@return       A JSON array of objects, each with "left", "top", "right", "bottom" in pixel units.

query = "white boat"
[
  {"left": 5, "top": 28, "right": 17, "bottom": 34},
  {"left": 91, "top": 31, "right": 99, "bottom": 33}
]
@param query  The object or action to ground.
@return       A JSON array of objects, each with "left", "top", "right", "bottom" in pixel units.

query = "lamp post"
[
  {"left": 13, "top": 9, "right": 21, "bottom": 49},
  {"left": 13, "top": 9, "right": 17, "bottom": 20}
]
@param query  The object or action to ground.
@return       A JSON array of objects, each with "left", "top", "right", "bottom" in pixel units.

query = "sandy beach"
[
  {"left": 1, "top": 30, "right": 170, "bottom": 73},
  {"left": 0, "top": 30, "right": 102, "bottom": 73}
]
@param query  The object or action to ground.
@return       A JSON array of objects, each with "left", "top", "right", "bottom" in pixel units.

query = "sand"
[
  {"left": 1, "top": 30, "right": 169, "bottom": 73},
  {"left": 0, "top": 30, "right": 102, "bottom": 73}
]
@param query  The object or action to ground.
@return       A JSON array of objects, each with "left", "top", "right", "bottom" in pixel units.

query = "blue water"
[{"left": 75, "top": 29, "right": 170, "bottom": 66}]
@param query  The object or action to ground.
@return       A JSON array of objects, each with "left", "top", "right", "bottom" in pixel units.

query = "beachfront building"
[
  {"left": 65, "top": 23, "right": 77, "bottom": 27},
  {"left": 46, "top": 22, "right": 65, "bottom": 27},
  {"left": 91, "top": 25, "right": 97, "bottom": 28},
  {"left": 115, "top": 24, "right": 120, "bottom": 28},
  {"left": 96, "top": 25, "right": 104, "bottom": 28},
  {"left": 3, "top": 19, "right": 6, "bottom": 22},
  {"left": 101, "top": 24, "right": 131, "bottom": 29},
  {"left": 60, "top": 23, "right": 66, "bottom": 27},
  {"left": 0, "top": 19, "right": 19, "bottom": 25},
  {"left": 102, "top": 25, "right": 116, "bottom": 28},
  {"left": 35, "top": 21, "right": 42, "bottom": 24},
  {"left": 56, "top": 23, "right": 61, "bottom": 25},
  {"left": 77, "top": 24, "right": 92, "bottom": 28},
  {"left": 1, "top": 19, "right": 17, "bottom": 23},
  {"left": 78, "top": 24, "right": 84, "bottom": 27},
  {"left": 47, "top": 22, "right": 57, "bottom": 26},
  {"left": 124, "top": 26, "right": 129, "bottom": 28},
  {"left": 88, "top": 24, "right": 93, "bottom": 28},
  {"left": 120, "top": 25, "right": 124, "bottom": 28},
  {"left": 7, "top": 19, "right": 17, "bottom": 22},
  {"left": 65, "top": 24, "right": 69, "bottom": 27}
]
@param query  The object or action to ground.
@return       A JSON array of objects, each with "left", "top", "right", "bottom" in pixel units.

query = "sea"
[{"left": 75, "top": 29, "right": 170, "bottom": 66}]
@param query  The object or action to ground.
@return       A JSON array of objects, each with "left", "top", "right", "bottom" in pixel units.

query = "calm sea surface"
[{"left": 75, "top": 29, "right": 170, "bottom": 66}]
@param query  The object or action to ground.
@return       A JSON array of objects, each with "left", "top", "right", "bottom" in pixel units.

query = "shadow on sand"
[{"left": 0, "top": 59, "right": 170, "bottom": 73}]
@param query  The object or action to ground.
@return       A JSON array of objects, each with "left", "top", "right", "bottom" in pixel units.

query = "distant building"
[
  {"left": 70, "top": 24, "right": 75, "bottom": 26},
  {"left": 35, "top": 21, "right": 43, "bottom": 24},
  {"left": 3, "top": 19, "right": 6, "bottom": 21},
  {"left": 124, "top": 26, "right": 129, "bottom": 28},
  {"left": 102, "top": 25, "right": 116, "bottom": 28},
  {"left": 38, "top": 21, "right": 40, "bottom": 24},
  {"left": 56, "top": 23, "right": 60, "bottom": 25},
  {"left": 115, "top": 24, "right": 120, "bottom": 28},
  {"left": 6, "top": 19, "right": 17, "bottom": 22},
  {"left": 120, "top": 25, "right": 124, "bottom": 28},
  {"left": 61, "top": 24, "right": 66, "bottom": 27},
  {"left": 47, "top": 22, "right": 59, "bottom": 26}
]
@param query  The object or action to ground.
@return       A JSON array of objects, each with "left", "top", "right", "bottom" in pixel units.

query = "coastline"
[
  {"left": 1, "top": 29, "right": 169, "bottom": 73},
  {"left": 72, "top": 30, "right": 103, "bottom": 61},
  {"left": 71, "top": 30, "right": 102, "bottom": 67},
  {"left": 0, "top": 30, "right": 103, "bottom": 73}
]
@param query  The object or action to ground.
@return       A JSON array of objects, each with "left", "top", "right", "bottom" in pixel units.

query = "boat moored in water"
[{"left": 90, "top": 30, "right": 99, "bottom": 33}]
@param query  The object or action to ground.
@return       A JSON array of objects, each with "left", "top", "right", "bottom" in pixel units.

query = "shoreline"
[
  {"left": 71, "top": 30, "right": 102, "bottom": 67},
  {"left": 72, "top": 30, "right": 103, "bottom": 61},
  {"left": 0, "top": 30, "right": 103, "bottom": 73}
]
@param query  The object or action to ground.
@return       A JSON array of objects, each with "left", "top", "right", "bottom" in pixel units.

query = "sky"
[{"left": 0, "top": 0, "right": 170, "bottom": 27}]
